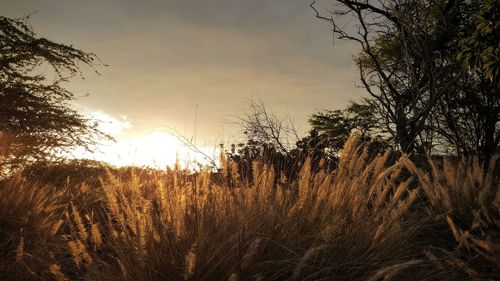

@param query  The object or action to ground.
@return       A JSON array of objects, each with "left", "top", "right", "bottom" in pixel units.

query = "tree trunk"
[
  {"left": 395, "top": 104, "right": 415, "bottom": 154},
  {"left": 479, "top": 110, "right": 498, "bottom": 166}
]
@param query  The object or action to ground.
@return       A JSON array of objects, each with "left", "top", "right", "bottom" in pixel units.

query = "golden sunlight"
[
  {"left": 72, "top": 130, "right": 216, "bottom": 169},
  {"left": 69, "top": 111, "right": 218, "bottom": 169},
  {"left": 116, "top": 130, "right": 190, "bottom": 168}
]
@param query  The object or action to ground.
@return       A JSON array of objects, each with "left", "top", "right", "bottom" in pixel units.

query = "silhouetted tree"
[
  {"left": 237, "top": 98, "right": 300, "bottom": 154},
  {"left": 230, "top": 100, "right": 310, "bottom": 186},
  {"left": 404, "top": 0, "right": 500, "bottom": 161},
  {"left": 297, "top": 99, "right": 389, "bottom": 167},
  {"left": 231, "top": 100, "right": 385, "bottom": 184},
  {"left": 453, "top": 0, "right": 500, "bottom": 162},
  {"left": 311, "top": 0, "right": 464, "bottom": 154},
  {"left": 0, "top": 16, "right": 110, "bottom": 174},
  {"left": 312, "top": 0, "right": 499, "bottom": 161},
  {"left": 432, "top": 70, "right": 500, "bottom": 161}
]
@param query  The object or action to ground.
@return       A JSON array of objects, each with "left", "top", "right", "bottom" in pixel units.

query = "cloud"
[
  {"left": 2, "top": 0, "right": 365, "bottom": 147},
  {"left": 91, "top": 111, "right": 132, "bottom": 136}
]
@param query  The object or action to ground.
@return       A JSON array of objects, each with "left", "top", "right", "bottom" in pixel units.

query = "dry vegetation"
[{"left": 0, "top": 135, "right": 499, "bottom": 281}]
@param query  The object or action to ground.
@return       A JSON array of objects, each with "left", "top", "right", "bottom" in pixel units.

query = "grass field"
[{"left": 1, "top": 135, "right": 499, "bottom": 280}]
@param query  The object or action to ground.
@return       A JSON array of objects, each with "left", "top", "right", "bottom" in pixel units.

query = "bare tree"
[{"left": 237, "top": 98, "right": 300, "bottom": 154}]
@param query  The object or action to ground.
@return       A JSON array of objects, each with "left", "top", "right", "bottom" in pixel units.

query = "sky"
[{"left": 1, "top": 0, "right": 364, "bottom": 167}]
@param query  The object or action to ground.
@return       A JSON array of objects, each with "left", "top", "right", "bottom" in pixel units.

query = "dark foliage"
[{"left": 0, "top": 16, "right": 111, "bottom": 175}]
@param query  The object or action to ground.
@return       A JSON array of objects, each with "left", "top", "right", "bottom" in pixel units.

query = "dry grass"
[{"left": 0, "top": 135, "right": 498, "bottom": 280}]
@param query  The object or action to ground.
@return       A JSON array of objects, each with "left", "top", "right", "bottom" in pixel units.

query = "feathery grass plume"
[
  {"left": 252, "top": 273, "right": 263, "bottom": 281},
  {"left": 184, "top": 242, "right": 198, "bottom": 280},
  {"left": 135, "top": 213, "right": 148, "bottom": 268},
  {"left": 251, "top": 160, "right": 260, "bottom": 187},
  {"left": 228, "top": 272, "right": 239, "bottom": 281},
  {"left": 71, "top": 203, "right": 88, "bottom": 243},
  {"left": 221, "top": 149, "right": 229, "bottom": 182},
  {"left": 391, "top": 176, "right": 415, "bottom": 206},
  {"left": 114, "top": 257, "right": 129, "bottom": 280},
  {"left": 391, "top": 188, "right": 420, "bottom": 220},
  {"left": 67, "top": 239, "right": 92, "bottom": 267},
  {"left": 279, "top": 170, "right": 287, "bottom": 186},
  {"left": 366, "top": 260, "right": 424, "bottom": 281},
  {"left": 446, "top": 216, "right": 461, "bottom": 242},
  {"left": 424, "top": 250, "right": 444, "bottom": 270},
  {"left": 265, "top": 165, "right": 275, "bottom": 190},
  {"left": 231, "top": 161, "right": 241, "bottom": 186},
  {"left": 89, "top": 221, "right": 102, "bottom": 250},
  {"left": 51, "top": 219, "right": 65, "bottom": 236},
  {"left": 102, "top": 176, "right": 126, "bottom": 229},
  {"left": 49, "top": 264, "right": 70, "bottom": 281},
  {"left": 292, "top": 244, "right": 329, "bottom": 281},
  {"left": 297, "top": 157, "right": 312, "bottom": 209},
  {"left": 478, "top": 155, "right": 499, "bottom": 223},
  {"left": 157, "top": 180, "right": 168, "bottom": 212},
  {"left": 241, "top": 238, "right": 262, "bottom": 270},
  {"left": 446, "top": 253, "right": 479, "bottom": 279},
  {"left": 15, "top": 231, "right": 24, "bottom": 262}
]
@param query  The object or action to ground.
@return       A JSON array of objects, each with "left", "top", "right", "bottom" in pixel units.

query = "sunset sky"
[{"left": 2, "top": 0, "right": 364, "bottom": 167}]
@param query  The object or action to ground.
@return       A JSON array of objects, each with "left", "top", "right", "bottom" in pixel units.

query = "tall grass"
[{"left": 0, "top": 135, "right": 498, "bottom": 280}]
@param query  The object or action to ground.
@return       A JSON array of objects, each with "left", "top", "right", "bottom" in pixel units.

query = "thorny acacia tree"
[
  {"left": 311, "top": 0, "right": 464, "bottom": 154},
  {"left": 0, "top": 16, "right": 110, "bottom": 172}
]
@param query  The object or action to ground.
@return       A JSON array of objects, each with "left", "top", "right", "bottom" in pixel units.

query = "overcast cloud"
[{"left": 1, "top": 0, "right": 364, "bottom": 147}]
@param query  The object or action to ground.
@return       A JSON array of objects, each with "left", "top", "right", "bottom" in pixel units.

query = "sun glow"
[
  {"left": 113, "top": 131, "right": 191, "bottom": 168},
  {"left": 69, "top": 112, "right": 218, "bottom": 169},
  {"left": 74, "top": 130, "right": 217, "bottom": 169}
]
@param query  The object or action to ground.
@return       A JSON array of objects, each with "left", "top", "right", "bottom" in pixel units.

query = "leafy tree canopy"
[{"left": 458, "top": 0, "right": 500, "bottom": 84}]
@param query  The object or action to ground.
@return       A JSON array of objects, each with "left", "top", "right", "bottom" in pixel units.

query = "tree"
[
  {"left": 0, "top": 16, "right": 110, "bottom": 173},
  {"left": 298, "top": 99, "right": 388, "bottom": 157},
  {"left": 458, "top": 0, "right": 500, "bottom": 84},
  {"left": 237, "top": 98, "right": 300, "bottom": 154},
  {"left": 311, "top": 0, "right": 464, "bottom": 154},
  {"left": 450, "top": 0, "right": 500, "bottom": 162},
  {"left": 401, "top": 0, "right": 500, "bottom": 161},
  {"left": 311, "top": 0, "right": 499, "bottom": 161},
  {"left": 432, "top": 68, "right": 500, "bottom": 160}
]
